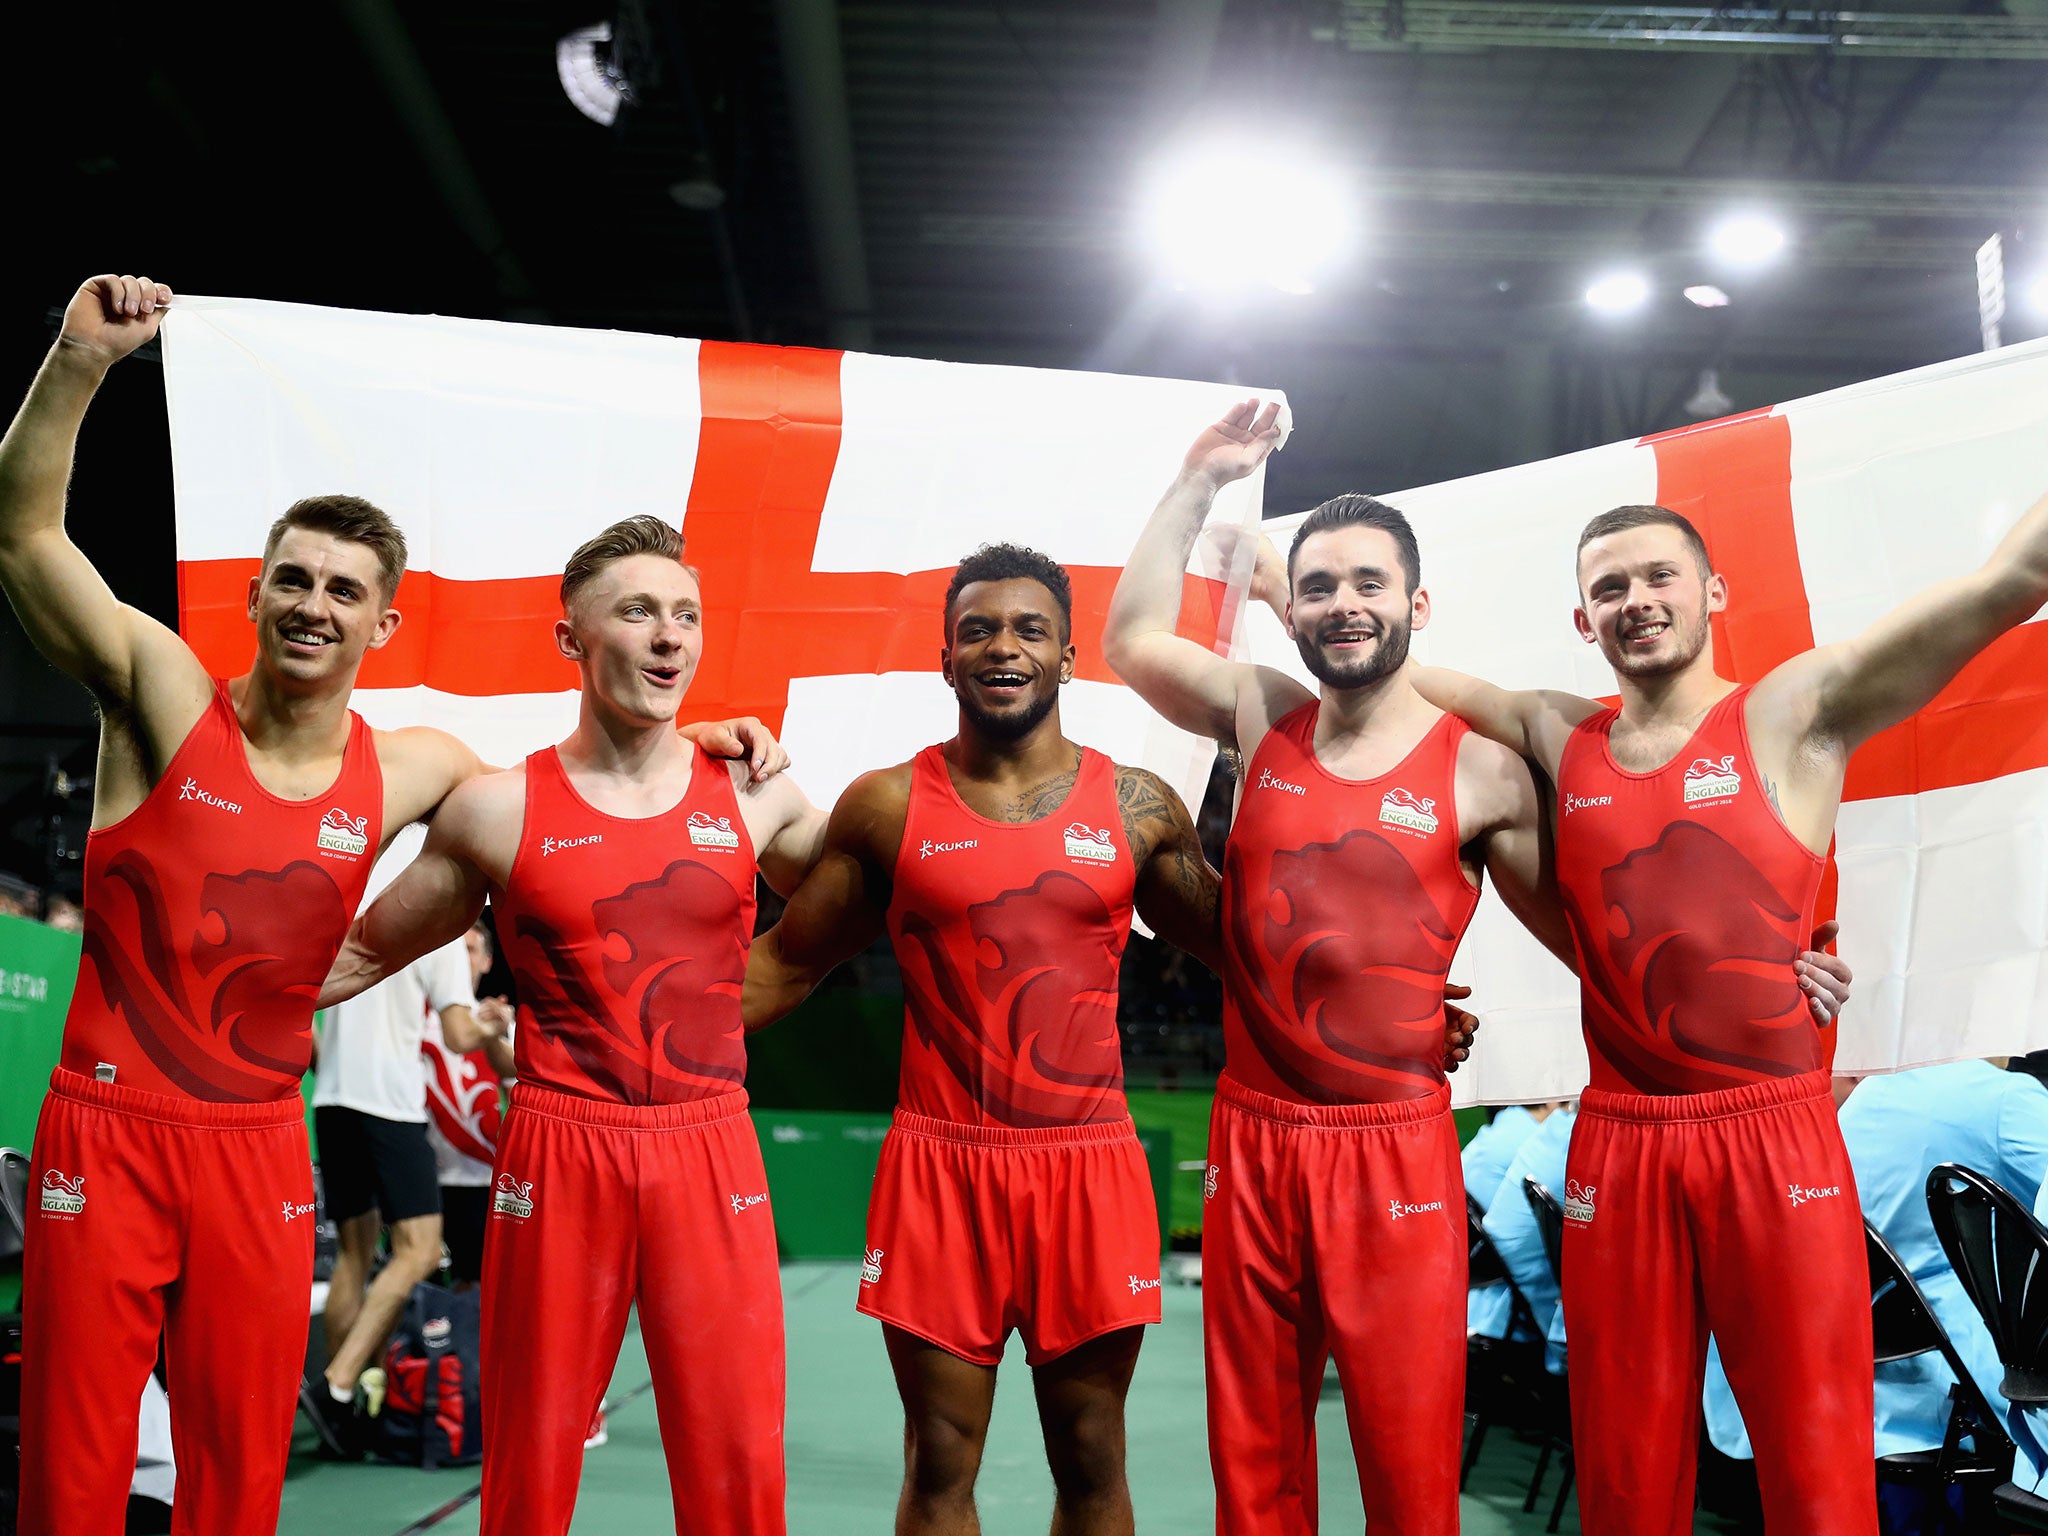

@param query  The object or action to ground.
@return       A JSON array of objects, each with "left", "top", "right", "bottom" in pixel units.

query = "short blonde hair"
[{"left": 559, "top": 517, "right": 699, "bottom": 610}]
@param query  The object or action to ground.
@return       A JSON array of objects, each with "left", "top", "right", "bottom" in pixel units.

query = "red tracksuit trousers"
[
  {"left": 480, "top": 1084, "right": 785, "bottom": 1536},
  {"left": 20, "top": 1068, "right": 315, "bottom": 1536},
  {"left": 1561, "top": 1070, "right": 1876, "bottom": 1535},
  {"left": 1203, "top": 1077, "right": 1465, "bottom": 1536}
]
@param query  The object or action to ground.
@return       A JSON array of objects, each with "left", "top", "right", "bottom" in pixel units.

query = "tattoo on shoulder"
[
  {"left": 1114, "top": 766, "right": 1181, "bottom": 854},
  {"left": 1761, "top": 773, "right": 1784, "bottom": 815}
]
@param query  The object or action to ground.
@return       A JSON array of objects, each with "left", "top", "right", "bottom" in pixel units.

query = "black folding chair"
[
  {"left": 1864, "top": 1216, "right": 2012, "bottom": 1523},
  {"left": 1521, "top": 1177, "right": 1575, "bottom": 1533},
  {"left": 0, "top": 1148, "right": 27, "bottom": 1268},
  {"left": 1463, "top": 1193, "right": 1547, "bottom": 1487},
  {"left": 1928, "top": 1162, "right": 2048, "bottom": 1532}
]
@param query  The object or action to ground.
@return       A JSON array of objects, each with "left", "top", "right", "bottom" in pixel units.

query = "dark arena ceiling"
[{"left": 3, "top": 0, "right": 2045, "bottom": 879}]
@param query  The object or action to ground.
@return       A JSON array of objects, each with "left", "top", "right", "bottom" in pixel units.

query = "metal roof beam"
[{"left": 1335, "top": 2, "right": 2048, "bottom": 60}]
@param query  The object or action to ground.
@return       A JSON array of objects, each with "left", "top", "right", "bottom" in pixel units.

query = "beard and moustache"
[
  {"left": 1294, "top": 614, "right": 1413, "bottom": 690},
  {"left": 954, "top": 676, "right": 1060, "bottom": 741}
]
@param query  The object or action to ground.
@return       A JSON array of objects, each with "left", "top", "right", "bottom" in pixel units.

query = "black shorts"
[
  {"left": 314, "top": 1106, "right": 442, "bottom": 1225},
  {"left": 441, "top": 1185, "right": 489, "bottom": 1283}
]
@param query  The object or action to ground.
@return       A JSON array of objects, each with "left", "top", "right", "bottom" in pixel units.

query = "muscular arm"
[
  {"left": 1105, "top": 400, "right": 1288, "bottom": 747},
  {"left": 321, "top": 781, "right": 499, "bottom": 1006},
  {"left": 1116, "top": 766, "right": 1222, "bottom": 972},
  {"left": 1464, "top": 743, "right": 1576, "bottom": 969},
  {"left": 1411, "top": 666, "right": 1596, "bottom": 780},
  {"left": 743, "top": 770, "right": 903, "bottom": 1031},
  {"left": 0, "top": 277, "right": 211, "bottom": 737},
  {"left": 731, "top": 763, "right": 829, "bottom": 898},
  {"left": 1761, "top": 489, "right": 2048, "bottom": 759}
]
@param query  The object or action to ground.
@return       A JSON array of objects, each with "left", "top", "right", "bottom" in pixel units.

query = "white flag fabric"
[
  {"left": 160, "top": 296, "right": 1282, "bottom": 828},
  {"left": 1253, "top": 338, "right": 2048, "bottom": 1102}
]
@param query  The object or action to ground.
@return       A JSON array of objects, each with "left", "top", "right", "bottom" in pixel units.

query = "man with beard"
[
  {"left": 1408, "top": 493, "right": 2048, "bottom": 1534},
  {"left": 744, "top": 542, "right": 1232, "bottom": 1536},
  {"left": 319, "top": 516, "right": 824, "bottom": 1535},
  {"left": 1101, "top": 401, "right": 1851, "bottom": 1536}
]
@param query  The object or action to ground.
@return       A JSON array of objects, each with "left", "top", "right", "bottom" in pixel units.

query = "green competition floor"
[{"left": 277, "top": 1261, "right": 1744, "bottom": 1534}]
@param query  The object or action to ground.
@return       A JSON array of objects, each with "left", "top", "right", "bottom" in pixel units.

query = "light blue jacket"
[
  {"left": 1466, "top": 1105, "right": 1545, "bottom": 1332},
  {"left": 1475, "top": 1108, "right": 1574, "bottom": 1369},
  {"left": 2015, "top": 1155, "right": 2048, "bottom": 1492}
]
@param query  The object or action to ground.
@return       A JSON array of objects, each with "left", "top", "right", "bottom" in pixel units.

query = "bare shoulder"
[
  {"left": 375, "top": 725, "right": 488, "bottom": 824},
  {"left": 432, "top": 762, "right": 527, "bottom": 849},
  {"left": 1454, "top": 728, "right": 1540, "bottom": 834},
  {"left": 829, "top": 761, "right": 915, "bottom": 861},
  {"left": 728, "top": 757, "right": 819, "bottom": 825},
  {"left": 1234, "top": 665, "right": 1315, "bottom": 757},
  {"left": 1111, "top": 762, "right": 1196, "bottom": 860}
]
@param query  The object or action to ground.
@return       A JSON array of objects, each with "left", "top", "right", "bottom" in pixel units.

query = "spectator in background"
[
  {"left": 304, "top": 932, "right": 501, "bottom": 1456},
  {"left": 1472, "top": 1103, "right": 1576, "bottom": 1365},
  {"left": 1842, "top": 1059, "right": 2048, "bottom": 1455},
  {"left": 43, "top": 895, "right": 83, "bottom": 933},
  {"left": 422, "top": 920, "right": 516, "bottom": 1287},
  {"left": 1464, "top": 1101, "right": 1567, "bottom": 1211}
]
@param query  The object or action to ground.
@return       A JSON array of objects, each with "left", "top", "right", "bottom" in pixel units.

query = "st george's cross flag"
[
  {"left": 1255, "top": 337, "right": 2048, "bottom": 1101},
  {"left": 163, "top": 297, "right": 2048, "bottom": 1102},
  {"left": 160, "top": 297, "right": 1279, "bottom": 829}
]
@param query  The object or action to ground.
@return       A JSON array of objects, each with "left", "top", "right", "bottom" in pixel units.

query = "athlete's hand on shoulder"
[
  {"left": 1180, "top": 398, "right": 1283, "bottom": 490},
  {"left": 1442, "top": 982, "right": 1478, "bottom": 1073},
  {"left": 1796, "top": 919, "right": 1853, "bottom": 1025},
  {"left": 61, "top": 275, "right": 173, "bottom": 367},
  {"left": 682, "top": 715, "right": 789, "bottom": 782}
]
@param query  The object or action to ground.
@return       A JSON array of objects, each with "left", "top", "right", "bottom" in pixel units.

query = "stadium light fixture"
[
  {"left": 1136, "top": 138, "right": 1357, "bottom": 295},
  {"left": 1684, "top": 284, "right": 1731, "bottom": 308},
  {"left": 1585, "top": 270, "right": 1651, "bottom": 316},
  {"left": 1708, "top": 212, "right": 1788, "bottom": 269},
  {"left": 557, "top": 22, "right": 631, "bottom": 128}
]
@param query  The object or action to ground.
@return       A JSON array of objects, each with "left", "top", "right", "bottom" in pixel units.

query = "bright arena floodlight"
[
  {"left": 1708, "top": 212, "right": 1789, "bottom": 268},
  {"left": 557, "top": 23, "right": 631, "bottom": 128},
  {"left": 1684, "top": 284, "right": 1731, "bottom": 308},
  {"left": 1136, "top": 140, "right": 1356, "bottom": 295},
  {"left": 1585, "top": 270, "right": 1651, "bottom": 315}
]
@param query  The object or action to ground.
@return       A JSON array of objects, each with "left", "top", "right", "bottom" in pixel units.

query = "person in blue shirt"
[
  {"left": 1474, "top": 1105, "right": 1575, "bottom": 1368},
  {"left": 1466, "top": 1102, "right": 1568, "bottom": 1334},
  {"left": 1840, "top": 1059, "right": 2048, "bottom": 1457}
]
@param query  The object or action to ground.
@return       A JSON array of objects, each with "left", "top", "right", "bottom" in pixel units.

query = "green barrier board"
[{"left": 0, "top": 914, "right": 77, "bottom": 1154}]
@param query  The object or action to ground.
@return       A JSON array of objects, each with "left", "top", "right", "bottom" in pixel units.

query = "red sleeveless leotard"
[
  {"left": 496, "top": 744, "right": 757, "bottom": 1106},
  {"left": 1222, "top": 705, "right": 1481, "bottom": 1105},
  {"left": 886, "top": 745, "right": 1136, "bottom": 1128},
  {"left": 59, "top": 681, "right": 384, "bottom": 1103},
  {"left": 1554, "top": 685, "right": 1828, "bottom": 1096}
]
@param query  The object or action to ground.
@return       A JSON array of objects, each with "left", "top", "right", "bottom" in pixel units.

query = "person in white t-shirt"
[
  {"left": 306, "top": 931, "right": 500, "bottom": 1456},
  {"left": 422, "top": 921, "right": 516, "bottom": 1286}
]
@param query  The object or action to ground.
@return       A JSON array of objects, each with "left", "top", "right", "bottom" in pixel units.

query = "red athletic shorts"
[
  {"left": 22, "top": 1067, "right": 314, "bottom": 1536},
  {"left": 857, "top": 1110, "right": 1161, "bottom": 1365}
]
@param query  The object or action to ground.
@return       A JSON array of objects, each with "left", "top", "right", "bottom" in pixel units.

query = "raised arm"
[
  {"left": 0, "top": 275, "right": 211, "bottom": 722},
  {"left": 1115, "top": 765, "right": 1221, "bottom": 972},
  {"left": 1766, "top": 489, "right": 2048, "bottom": 757},
  {"left": 1411, "top": 666, "right": 1596, "bottom": 780},
  {"left": 1105, "top": 400, "right": 1288, "bottom": 746},
  {"left": 744, "top": 770, "right": 902, "bottom": 1030}
]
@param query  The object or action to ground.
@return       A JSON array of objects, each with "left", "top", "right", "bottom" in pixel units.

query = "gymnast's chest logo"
[
  {"left": 1256, "top": 767, "right": 1306, "bottom": 797},
  {"left": 1379, "top": 787, "right": 1440, "bottom": 837},
  {"left": 541, "top": 832, "right": 602, "bottom": 857},
  {"left": 1063, "top": 822, "right": 1118, "bottom": 864},
  {"left": 178, "top": 777, "right": 243, "bottom": 815},
  {"left": 1682, "top": 755, "right": 1742, "bottom": 806},
  {"left": 688, "top": 811, "right": 741, "bottom": 851},
  {"left": 39, "top": 1170, "right": 85, "bottom": 1218},
  {"left": 316, "top": 807, "right": 370, "bottom": 858},
  {"left": 919, "top": 838, "right": 978, "bottom": 860}
]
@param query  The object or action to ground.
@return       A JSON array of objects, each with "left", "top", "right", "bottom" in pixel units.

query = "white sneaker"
[{"left": 584, "top": 1404, "right": 608, "bottom": 1450}]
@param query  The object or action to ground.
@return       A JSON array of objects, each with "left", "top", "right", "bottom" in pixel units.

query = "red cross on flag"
[
  {"left": 1258, "top": 341, "right": 2048, "bottom": 1100},
  {"left": 162, "top": 298, "right": 1282, "bottom": 826}
]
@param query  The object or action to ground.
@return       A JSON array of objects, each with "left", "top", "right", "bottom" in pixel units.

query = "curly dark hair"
[{"left": 944, "top": 543, "right": 1073, "bottom": 640}]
